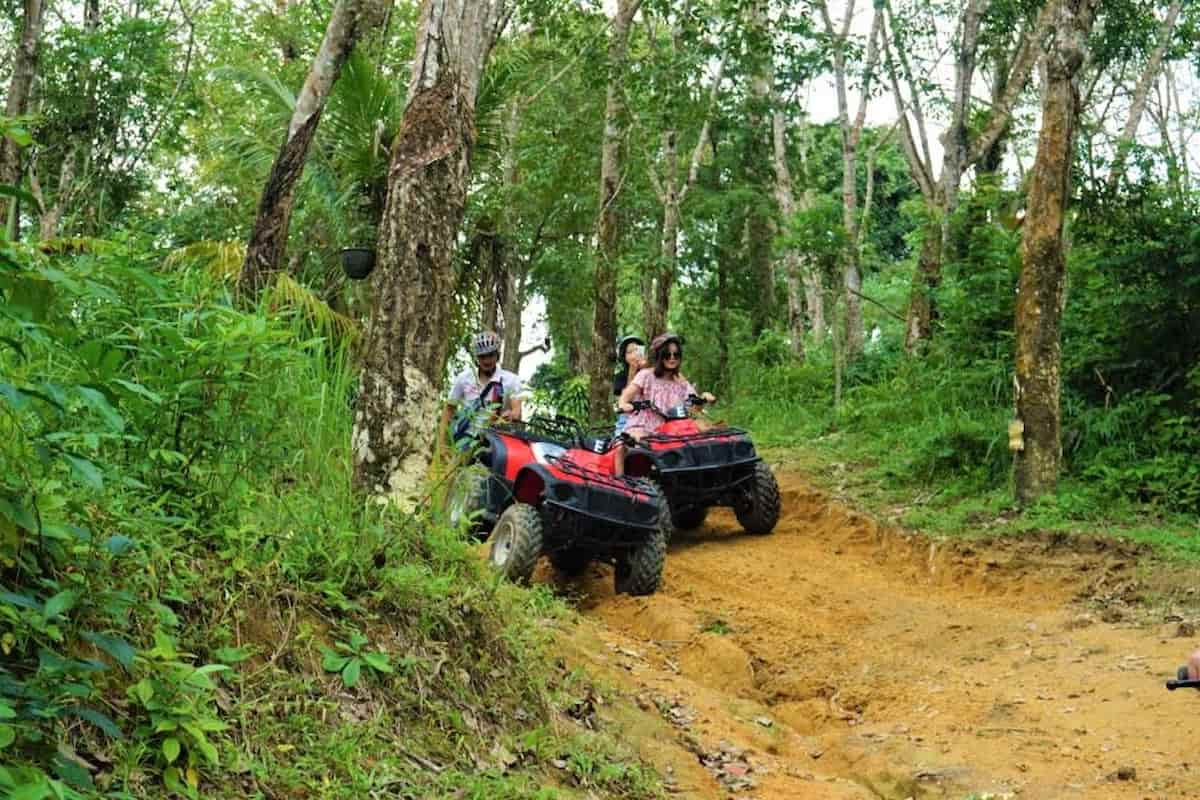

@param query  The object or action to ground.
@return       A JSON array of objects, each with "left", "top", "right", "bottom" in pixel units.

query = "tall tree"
[
  {"left": 1012, "top": 0, "right": 1098, "bottom": 505},
  {"left": 239, "top": 0, "right": 388, "bottom": 296},
  {"left": 352, "top": 0, "right": 508, "bottom": 497},
  {"left": 816, "top": 0, "right": 882, "bottom": 359},
  {"left": 0, "top": 0, "right": 47, "bottom": 236},
  {"left": 587, "top": 0, "right": 643, "bottom": 423},
  {"left": 882, "top": 0, "right": 1052, "bottom": 351},
  {"left": 645, "top": 54, "right": 724, "bottom": 342},
  {"left": 1105, "top": 0, "right": 1183, "bottom": 189}
]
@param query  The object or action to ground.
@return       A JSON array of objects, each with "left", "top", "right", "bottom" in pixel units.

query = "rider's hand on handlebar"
[
  {"left": 619, "top": 401, "right": 634, "bottom": 413},
  {"left": 701, "top": 392, "right": 716, "bottom": 404}
]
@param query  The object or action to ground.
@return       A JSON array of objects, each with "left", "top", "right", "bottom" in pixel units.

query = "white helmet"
[{"left": 472, "top": 330, "right": 500, "bottom": 356}]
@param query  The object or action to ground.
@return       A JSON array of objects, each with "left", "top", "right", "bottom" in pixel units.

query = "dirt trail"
[{"left": 558, "top": 471, "right": 1200, "bottom": 799}]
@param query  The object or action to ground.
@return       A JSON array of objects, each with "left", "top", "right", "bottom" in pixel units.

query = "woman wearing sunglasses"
[{"left": 617, "top": 332, "right": 716, "bottom": 441}]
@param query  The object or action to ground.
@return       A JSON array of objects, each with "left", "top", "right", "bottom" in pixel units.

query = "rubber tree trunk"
[
  {"left": 643, "top": 128, "right": 679, "bottom": 341},
  {"left": 1012, "top": 0, "right": 1097, "bottom": 506},
  {"left": 239, "top": 0, "right": 386, "bottom": 297},
  {"left": 0, "top": 0, "right": 46, "bottom": 235},
  {"left": 745, "top": 0, "right": 775, "bottom": 341},
  {"left": 498, "top": 103, "right": 525, "bottom": 375},
  {"left": 771, "top": 109, "right": 806, "bottom": 360},
  {"left": 587, "top": 0, "right": 643, "bottom": 423},
  {"left": 352, "top": 0, "right": 507, "bottom": 498},
  {"left": 644, "top": 54, "right": 722, "bottom": 341}
]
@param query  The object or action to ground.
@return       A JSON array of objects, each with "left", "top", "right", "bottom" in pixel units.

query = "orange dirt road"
[{"left": 559, "top": 471, "right": 1200, "bottom": 799}]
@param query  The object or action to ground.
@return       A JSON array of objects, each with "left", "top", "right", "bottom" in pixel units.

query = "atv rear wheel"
[
  {"left": 489, "top": 504, "right": 543, "bottom": 584},
  {"left": 615, "top": 494, "right": 669, "bottom": 596},
  {"left": 671, "top": 505, "right": 709, "bottom": 531},
  {"left": 734, "top": 462, "right": 781, "bottom": 535},
  {"left": 445, "top": 465, "right": 490, "bottom": 539}
]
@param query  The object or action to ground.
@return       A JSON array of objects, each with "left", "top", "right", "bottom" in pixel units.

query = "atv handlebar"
[{"left": 627, "top": 394, "right": 712, "bottom": 416}]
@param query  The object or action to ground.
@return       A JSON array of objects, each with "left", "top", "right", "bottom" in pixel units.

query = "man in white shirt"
[{"left": 439, "top": 331, "right": 523, "bottom": 452}]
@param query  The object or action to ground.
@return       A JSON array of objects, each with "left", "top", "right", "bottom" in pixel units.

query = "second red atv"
[
  {"left": 445, "top": 417, "right": 669, "bottom": 596},
  {"left": 621, "top": 395, "right": 780, "bottom": 536}
]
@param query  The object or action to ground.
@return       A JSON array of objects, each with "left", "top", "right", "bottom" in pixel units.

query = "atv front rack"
[
  {"left": 641, "top": 425, "right": 749, "bottom": 446},
  {"left": 548, "top": 452, "right": 656, "bottom": 498},
  {"left": 489, "top": 415, "right": 583, "bottom": 445}
]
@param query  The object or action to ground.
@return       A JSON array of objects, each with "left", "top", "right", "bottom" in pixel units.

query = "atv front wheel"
[
  {"left": 734, "top": 462, "right": 781, "bottom": 535},
  {"left": 490, "top": 504, "right": 544, "bottom": 584},
  {"left": 671, "top": 505, "right": 709, "bottom": 531},
  {"left": 445, "top": 465, "right": 490, "bottom": 539},
  {"left": 615, "top": 495, "right": 669, "bottom": 596}
]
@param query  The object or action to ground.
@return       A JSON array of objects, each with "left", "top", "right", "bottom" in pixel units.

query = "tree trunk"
[
  {"left": 1013, "top": 0, "right": 1097, "bottom": 506},
  {"left": 587, "top": 0, "right": 642, "bottom": 423},
  {"left": 499, "top": 103, "right": 525, "bottom": 374},
  {"left": 904, "top": 217, "right": 943, "bottom": 350},
  {"left": 645, "top": 55, "right": 722, "bottom": 341},
  {"left": 746, "top": 0, "right": 775, "bottom": 340},
  {"left": 1106, "top": 0, "right": 1182, "bottom": 189},
  {"left": 0, "top": 0, "right": 46, "bottom": 232},
  {"left": 239, "top": 0, "right": 386, "bottom": 296},
  {"left": 818, "top": 0, "right": 882, "bottom": 360},
  {"left": 352, "top": 0, "right": 507, "bottom": 498},
  {"left": 644, "top": 128, "right": 679, "bottom": 341},
  {"left": 772, "top": 107, "right": 806, "bottom": 358}
]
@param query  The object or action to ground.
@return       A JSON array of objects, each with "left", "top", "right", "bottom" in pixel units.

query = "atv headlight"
[
  {"left": 660, "top": 450, "right": 683, "bottom": 467},
  {"left": 551, "top": 483, "right": 574, "bottom": 502},
  {"left": 531, "top": 442, "right": 566, "bottom": 465},
  {"left": 735, "top": 442, "right": 755, "bottom": 458}
]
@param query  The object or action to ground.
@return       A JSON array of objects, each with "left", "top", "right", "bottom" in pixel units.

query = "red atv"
[
  {"left": 622, "top": 395, "right": 780, "bottom": 536},
  {"left": 445, "top": 417, "right": 669, "bottom": 596}
]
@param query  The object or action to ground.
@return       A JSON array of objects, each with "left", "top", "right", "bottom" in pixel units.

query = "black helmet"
[{"left": 616, "top": 335, "right": 644, "bottom": 361}]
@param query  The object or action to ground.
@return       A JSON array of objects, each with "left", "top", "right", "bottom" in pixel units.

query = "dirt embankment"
[{"left": 556, "top": 472, "right": 1200, "bottom": 799}]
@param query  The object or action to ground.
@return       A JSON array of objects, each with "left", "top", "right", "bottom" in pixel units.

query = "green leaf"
[
  {"left": 63, "top": 454, "right": 104, "bottom": 490},
  {"left": 162, "top": 737, "right": 181, "bottom": 764},
  {"left": 132, "top": 679, "right": 153, "bottom": 705},
  {"left": 213, "top": 645, "right": 252, "bottom": 664},
  {"left": 65, "top": 707, "right": 122, "bottom": 739},
  {"left": 163, "top": 766, "right": 185, "bottom": 795},
  {"left": 76, "top": 386, "right": 125, "bottom": 433},
  {"left": 42, "top": 591, "right": 76, "bottom": 621},
  {"left": 0, "top": 185, "right": 37, "bottom": 207},
  {"left": 341, "top": 658, "right": 361, "bottom": 688},
  {"left": 10, "top": 777, "right": 51, "bottom": 800},
  {"left": 0, "top": 383, "right": 30, "bottom": 411},
  {"left": 103, "top": 535, "right": 135, "bottom": 555},
  {"left": 0, "top": 702, "right": 15, "bottom": 719},
  {"left": 0, "top": 724, "right": 15, "bottom": 749},
  {"left": 0, "top": 497, "right": 37, "bottom": 532},
  {"left": 321, "top": 650, "right": 350, "bottom": 673},
  {"left": 112, "top": 379, "right": 162, "bottom": 404},
  {"left": 80, "top": 632, "right": 136, "bottom": 669},
  {"left": 362, "top": 652, "right": 393, "bottom": 674}
]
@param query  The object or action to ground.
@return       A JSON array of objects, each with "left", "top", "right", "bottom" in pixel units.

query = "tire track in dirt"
[{"left": 561, "top": 471, "right": 1200, "bottom": 799}]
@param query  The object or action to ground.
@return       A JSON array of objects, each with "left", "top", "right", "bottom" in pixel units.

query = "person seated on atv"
[
  {"left": 439, "top": 330, "right": 523, "bottom": 455},
  {"left": 617, "top": 332, "right": 715, "bottom": 446},
  {"left": 613, "top": 335, "right": 646, "bottom": 434}
]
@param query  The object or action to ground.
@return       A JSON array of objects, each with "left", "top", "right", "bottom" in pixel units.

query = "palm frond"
[
  {"left": 269, "top": 272, "right": 360, "bottom": 343},
  {"left": 163, "top": 240, "right": 247, "bottom": 281},
  {"left": 210, "top": 66, "right": 298, "bottom": 114}
]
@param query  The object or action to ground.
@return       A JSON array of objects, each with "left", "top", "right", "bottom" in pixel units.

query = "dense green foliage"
[
  {"left": 1, "top": 0, "right": 1198, "bottom": 795},
  {"left": 0, "top": 241, "right": 656, "bottom": 797}
]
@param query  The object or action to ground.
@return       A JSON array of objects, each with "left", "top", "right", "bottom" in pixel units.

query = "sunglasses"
[{"left": 663, "top": 349, "right": 682, "bottom": 360}]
